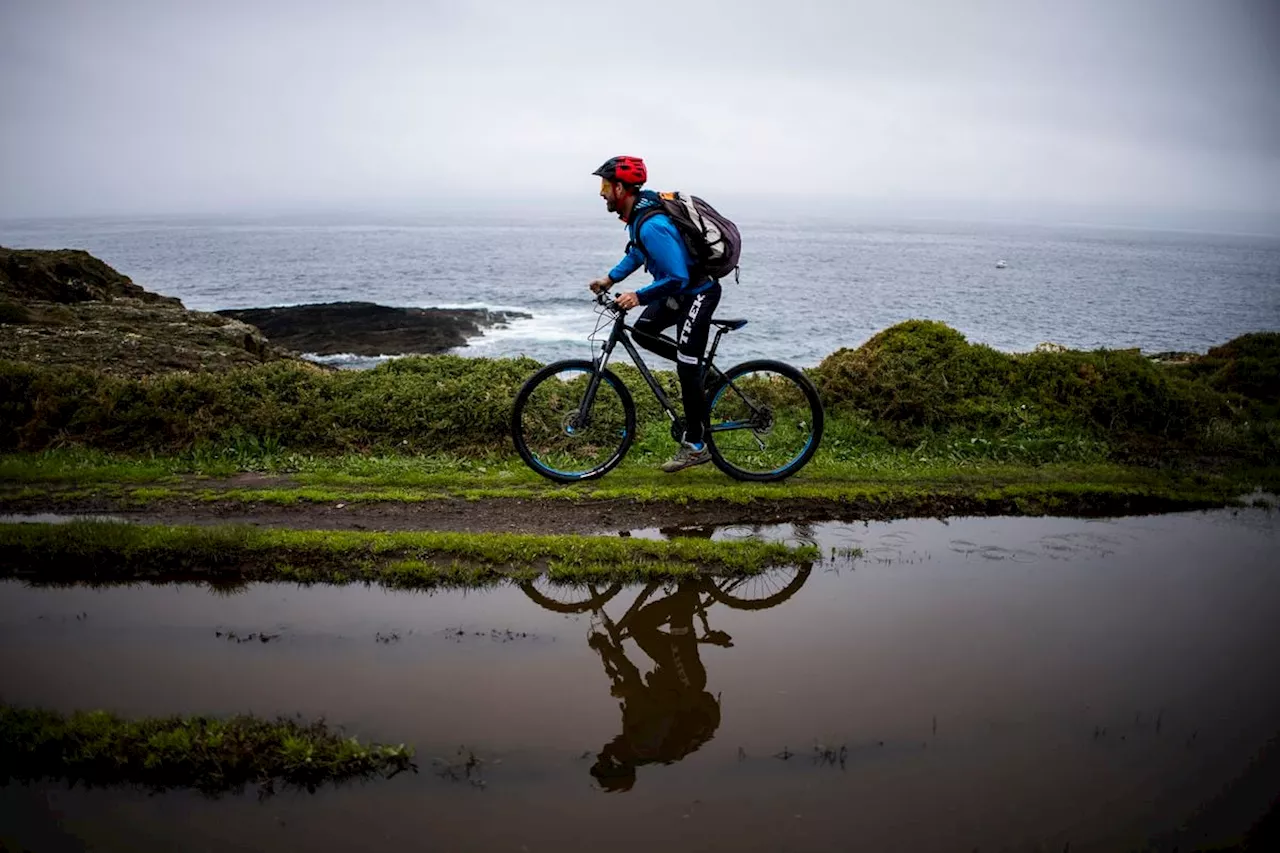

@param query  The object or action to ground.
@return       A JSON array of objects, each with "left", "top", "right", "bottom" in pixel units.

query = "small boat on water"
[{"left": 995, "top": 259, "right": 1008, "bottom": 269}]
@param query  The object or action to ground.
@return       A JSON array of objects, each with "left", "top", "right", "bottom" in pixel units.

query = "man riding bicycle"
[{"left": 588, "top": 155, "right": 722, "bottom": 473}]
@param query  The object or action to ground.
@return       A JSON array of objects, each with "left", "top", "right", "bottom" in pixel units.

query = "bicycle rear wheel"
[
  {"left": 704, "top": 359, "right": 824, "bottom": 482},
  {"left": 512, "top": 359, "right": 636, "bottom": 483}
]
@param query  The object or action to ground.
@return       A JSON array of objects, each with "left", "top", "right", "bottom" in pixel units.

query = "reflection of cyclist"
[{"left": 588, "top": 581, "right": 730, "bottom": 792}]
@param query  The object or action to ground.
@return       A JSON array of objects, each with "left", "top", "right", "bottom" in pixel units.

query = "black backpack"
[{"left": 631, "top": 190, "right": 742, "bottom": 283}]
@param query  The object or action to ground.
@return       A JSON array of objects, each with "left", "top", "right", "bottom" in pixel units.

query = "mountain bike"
[{"left": 512, "top": 291, "right": 824, "bottom": 482}]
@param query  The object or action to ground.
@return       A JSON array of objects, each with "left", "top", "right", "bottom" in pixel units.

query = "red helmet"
[{"left": 592, "top": 155, "right": 647, "bottom": 187}]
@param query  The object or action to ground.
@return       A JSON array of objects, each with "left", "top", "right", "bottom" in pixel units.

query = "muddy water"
[{"left": 1, "top": 509, "right": 1278, "bottom": 853}]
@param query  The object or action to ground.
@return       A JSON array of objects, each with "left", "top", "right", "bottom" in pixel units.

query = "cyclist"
[{"left": 588, "top": 155, "right": 722, "bottom": 473}]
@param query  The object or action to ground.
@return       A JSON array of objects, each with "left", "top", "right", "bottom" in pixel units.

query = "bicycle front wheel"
[
  {"left": 704, "top": 359, "right": 824, "bottom": 482},
  {"left": 709, "top": 564, "right": 813, "bottom": 610},
  {"left": 512, "top": 359, "right": 636, "bottom": 483}
]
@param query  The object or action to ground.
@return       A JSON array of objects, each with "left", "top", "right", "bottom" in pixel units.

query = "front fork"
[
  {"left": 584, "top": 313, "right": 686, "bottom": 426},
  {"left": 574, "top": 313, "right": 627, "bottom": 427}
]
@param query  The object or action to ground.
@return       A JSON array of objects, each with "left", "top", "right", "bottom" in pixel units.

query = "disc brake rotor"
[
  {"left": 562, "top": 411, "right": 585, "bottom": 436},
  {"left": 752, "top": 405, "right": 775, "bottom": 436}
]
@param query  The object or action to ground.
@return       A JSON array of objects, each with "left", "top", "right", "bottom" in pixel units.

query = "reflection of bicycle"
[
  {"left": 512, "top": 291, "right": 824, "bottom": 483},
  {"left": 520, "top": 567, "right": 812, "bottom": 792},
  {"left": 519, "top": 563, "right": 812, "bottom": 615}
]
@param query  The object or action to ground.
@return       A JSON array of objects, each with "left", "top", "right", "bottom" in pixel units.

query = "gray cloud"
[{"left": 2, "top": 0, "right": 1277, "bottom": 227}]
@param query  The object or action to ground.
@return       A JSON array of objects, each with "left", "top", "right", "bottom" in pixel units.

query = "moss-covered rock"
[
  {"left": 0, "top": 246, "right": 178, "bottom": 305},
  {"left": 0, "top": 247, "right": 535, "bottom": 375},
  {"left": 0, "top": 246, "right": 307, "bottom": 377}
]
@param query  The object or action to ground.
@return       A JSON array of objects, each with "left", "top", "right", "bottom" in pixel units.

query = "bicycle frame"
[{"left": 577, "top": 301, "right": 735, "bottom": 432}]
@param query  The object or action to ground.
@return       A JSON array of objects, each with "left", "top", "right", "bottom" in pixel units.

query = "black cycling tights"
[{"left": 631, "top": 283, "right": 722, "bottom": 445}]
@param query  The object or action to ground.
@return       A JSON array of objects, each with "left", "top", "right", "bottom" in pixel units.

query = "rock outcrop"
[
  {"left": 1, "top": 246, "right": 536, "bottom": 377},
  {"left": 215, "top": 302, "right": 531, "bottom": 356},
  {"left": 0, "top": 246, "right": 302, "bottom": 377},
  {"left": 0, "top": 247, "right": 180, "bottom": 306}
]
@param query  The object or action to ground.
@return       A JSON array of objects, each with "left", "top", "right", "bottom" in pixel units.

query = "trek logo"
[
  {"left": 676, "top": 294, "right": 707, "bottom": 366},
  {"left": 679, "top": 294, "right": 706, "bottom": 346}
]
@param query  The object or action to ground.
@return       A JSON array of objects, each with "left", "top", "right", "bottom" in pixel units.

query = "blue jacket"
[{"left": 607, "top": 193, "right": 714, "bottom": 305}]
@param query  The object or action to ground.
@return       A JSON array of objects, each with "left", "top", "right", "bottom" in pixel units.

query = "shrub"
[
  {"left": 812, "top": 320, "right": 1251, "bottom": 452},
  {"left": 1013, "top": 348, "right": 1231, "bottom": 438},
  {"left": 1, "top": 325, "right": 1274, "bottom": 463},
  {"left": 813, "top": 320, "right": 1019, "bottom": 436},
  {"left": 0, "top": 356, "right": 551, "bottom": 455},
  {"left": 1169, "top": 332, "right": 1280, "bottom": 408}
]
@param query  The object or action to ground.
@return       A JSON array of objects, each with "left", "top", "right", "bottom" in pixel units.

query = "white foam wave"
[
  {"left": 464, "top": 307, "right": 600, "bottom": 348},
  {"left": 424, "top": 301, "right": 538, "bottom": 314},
  {"left": 304, "top": 352, "right": 401, "bottom": 370},
  {"left": 301, "top": 305, "right": 611, "bottom": 367}
]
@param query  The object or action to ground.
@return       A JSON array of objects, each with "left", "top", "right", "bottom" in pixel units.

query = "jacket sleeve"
[
  {"left": 607, "top": 243, "right": 645, "bottom": 283},
  {"left": 633, "top": 217, "right": 690, "bottom": 305}
]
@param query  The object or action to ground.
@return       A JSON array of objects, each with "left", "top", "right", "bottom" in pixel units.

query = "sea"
[{"left": 3, "top": 211, "right": 1278, "bottom": 369}]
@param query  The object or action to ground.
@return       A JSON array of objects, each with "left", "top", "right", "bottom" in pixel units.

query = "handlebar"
[{"left": 594, "top": 289, "right": 626, "bottom": 312}]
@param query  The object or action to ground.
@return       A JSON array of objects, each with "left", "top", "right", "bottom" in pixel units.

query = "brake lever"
[{"left": 595, "top": 290, "right": 625, "bottom": 312}]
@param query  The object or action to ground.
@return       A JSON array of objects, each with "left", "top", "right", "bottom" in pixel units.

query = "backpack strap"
[{"left": 626, "top": 191, "right": 663, "bottom": 260}]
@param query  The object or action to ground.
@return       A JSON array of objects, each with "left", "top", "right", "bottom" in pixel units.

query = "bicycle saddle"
[{"left": 711, "top": 318, "right": 747, "bottom": 331}]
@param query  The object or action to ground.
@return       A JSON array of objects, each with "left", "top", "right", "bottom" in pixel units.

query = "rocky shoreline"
[
  {"left": 216, "top": 302, "right": 530, "bottom": 357},
  {"left": 0, "top": 247, "right": 529, "bottom": 376}
]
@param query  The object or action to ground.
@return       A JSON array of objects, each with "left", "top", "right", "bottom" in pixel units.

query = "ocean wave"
[
  {"left": 422, "top": 301, "right": 540, "bottom": 315},
  {"left": 465, "top": 307, "right": 600, "bottom": 348},
  {"left": 303, "top": 352, "right": 400, "bottom": 370}
]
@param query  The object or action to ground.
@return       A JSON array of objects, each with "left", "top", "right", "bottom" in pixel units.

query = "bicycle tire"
[
  {"left": 518, "top": 579, "right": 624, "bottom": 614},
  {"left": 512, "top": 359, "right": 636, "bottom": 483},
  {"left": 704, "top": 359, "right": 824, "bottom": 482},
  {"left": 708, "top": 563, "right": 813, "bottom": 610}
]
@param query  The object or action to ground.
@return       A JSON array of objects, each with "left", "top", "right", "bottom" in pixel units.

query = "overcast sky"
[{"left": 2, "top": 0, "right": 1277, "bottom": 228}]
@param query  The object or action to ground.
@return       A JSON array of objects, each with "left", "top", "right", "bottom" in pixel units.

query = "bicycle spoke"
[
  {"left": 706, "top": 362, "right": 823, "bottom": 481},
  {"left": 708, "top": 564, "right": 813, "bottom": 609},
  {"left": 514, "top": 363, "right": 634, "bottom": 481}
]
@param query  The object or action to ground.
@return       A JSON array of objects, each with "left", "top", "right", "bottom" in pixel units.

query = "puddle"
[{"left": 1, "top": 508, "right": 1278, "bottom": 852}]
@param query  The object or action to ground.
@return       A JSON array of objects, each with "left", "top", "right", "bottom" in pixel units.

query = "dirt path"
[{"left": 0, "top": 491, "right": 1226, "bottom": 535}]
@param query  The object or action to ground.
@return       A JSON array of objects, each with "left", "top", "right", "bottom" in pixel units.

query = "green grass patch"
[
  {"left": 2, "top": 326, "right": 1276, "bottom": 466},
  {"left": 0, "top": 521, "right": 816, "bottom": 588},
  {"left": 548, "top": 560, "right": 701, "bottom": 582},
  {"left": 2, "top": 451, "right": 1270, "bottom": 519},
  {"left": 0, "top": 704, "right": 414, "bottom": 795}
]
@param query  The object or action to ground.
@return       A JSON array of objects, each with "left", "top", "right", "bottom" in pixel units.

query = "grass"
[
  {"left": 2, "top": 449, "right": 1272, "bottom": 517},
  {"left": 0, "top": 703, "right": 414, "bottom": 795},
  {"left": 2, "top": 327, "right": 1276, "bottom": 464},
  {"left": 0, "top": 521, "right": 818, "bottom": 588},
  {"left": 0, "top": 429, "right": 1117, "bottom": 486},
  {"left": 3, "top": 323, "right": 1276, "bottom": 518}
]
